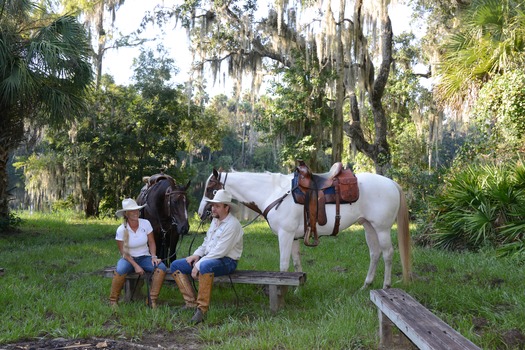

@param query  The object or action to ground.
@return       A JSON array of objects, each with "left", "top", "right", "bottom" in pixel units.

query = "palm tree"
[
  {"left": 436, "top": 0, "right": 525, "bottom": 110},
  {"left": 0, "top": 0, "right": 93, "bottom": 229}
]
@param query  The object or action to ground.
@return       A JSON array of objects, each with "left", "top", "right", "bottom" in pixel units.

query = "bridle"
[
  {"left": 202, "top": 171, "right": 226, "bottom": 218},
  {"left": 205, "top": 172, "right": 227, "bottom": 198},
  {"left": 164, "top": 186, "right": 188, "bottom": 230},
  {"left": 204, "top": 170, "right": 290, "bottom": 223}
]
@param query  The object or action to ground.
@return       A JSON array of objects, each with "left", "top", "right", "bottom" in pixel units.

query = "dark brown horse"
[{"left": 137, "top": 173, "right": 190, "bottom": 265}]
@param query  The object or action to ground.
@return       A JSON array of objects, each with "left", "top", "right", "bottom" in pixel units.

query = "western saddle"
[
  {"left": 292, "top": 160, "right": 359, "bottom": 246},
  {"left": 142, "top": 171, "right": 176, "bottom": 189},
  {"left": 137, "top": 171, "right": 177, "bottom": 208}
]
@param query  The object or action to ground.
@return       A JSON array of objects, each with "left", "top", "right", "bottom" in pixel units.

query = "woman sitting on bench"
[{"left": 109, "top": 198, "right": 168, "bottom": 308}]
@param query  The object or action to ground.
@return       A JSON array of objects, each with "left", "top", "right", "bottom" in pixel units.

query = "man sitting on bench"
[{"left": 169, "top": 190, "right": 244, "bottom": 324}]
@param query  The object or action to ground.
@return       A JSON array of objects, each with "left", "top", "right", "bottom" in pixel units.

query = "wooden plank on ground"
[{"left": 370, "top": 288, "right": 481, "bottom": 350}]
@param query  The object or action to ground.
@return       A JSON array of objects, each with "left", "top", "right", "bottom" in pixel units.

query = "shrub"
[{"left": 418, "top": 162, "right": 525, "bottom": 256}]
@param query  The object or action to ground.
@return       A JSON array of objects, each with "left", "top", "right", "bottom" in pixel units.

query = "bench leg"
[
  {"left": 268, "top": 285, "right": 288, "bottom": 313},
  {"left": 378, "top": 310, "right": 416, "bottom": 349},
  {"left": 378, "top": 310, "right": 394, "bottom": 349},
  {"left": 123, "top": 279, "right": 144, "bottom": 302}
]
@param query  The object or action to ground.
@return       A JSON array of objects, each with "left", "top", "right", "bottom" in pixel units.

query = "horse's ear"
[
  {"left": 184, "top": 180, "right": 191, "bottom": 190},
  {"left": 213, "top": 168, "right": 219, "bottom": 178}
]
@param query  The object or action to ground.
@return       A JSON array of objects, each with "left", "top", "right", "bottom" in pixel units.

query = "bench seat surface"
[{"left": 103, "top": 268, "right": 306, "bottom": 286}]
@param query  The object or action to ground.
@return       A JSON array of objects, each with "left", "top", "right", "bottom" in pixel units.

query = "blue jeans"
[
  {"left": 169, "top": 257, "right": 238, "bottom": 276},
  {"left": 116, "top": 255, "right": 167, "bottom": 275}
]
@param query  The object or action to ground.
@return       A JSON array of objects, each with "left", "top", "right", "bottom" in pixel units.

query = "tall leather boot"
[
  {"left": 109, "top": 272, "right": 127, "bottom": 306},
  {"left": 190, "top": 273, "right": 214, "bottom": 324},
  {"left": 148, "top": 269, "right": 166, "bottom": 309},
  {"left": 172, "top": 270, "right": 197, "bottom": 309}
]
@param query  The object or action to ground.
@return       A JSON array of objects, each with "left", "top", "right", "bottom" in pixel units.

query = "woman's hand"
[
  {"left": 151, "top": 257, "right": 161, "bottom": 266},
  {"left": 134, "top": 265, "right": 145, "bottom": 275}
]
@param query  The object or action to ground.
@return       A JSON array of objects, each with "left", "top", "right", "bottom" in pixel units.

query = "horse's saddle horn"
[{"left": 144, "top": 173, "right": 176, "bottom": 188}]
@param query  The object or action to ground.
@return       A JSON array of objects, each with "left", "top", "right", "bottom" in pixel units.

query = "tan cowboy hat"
[
  {"left": 206, "top": 189, "right": 239, "bottom": 213},
  {"left": 116, "top": 198, "right": 147, "bottom": 218}
]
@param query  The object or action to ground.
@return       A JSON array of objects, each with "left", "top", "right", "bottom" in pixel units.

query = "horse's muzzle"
[
  {"left": 199, "top": 204, "right": 212, "bottom": 221},
  {"left": 179, "top": 222, "right": 190, "bottom": 236}
]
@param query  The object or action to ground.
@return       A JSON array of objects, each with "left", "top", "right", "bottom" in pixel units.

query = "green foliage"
[
  {"left": 0, "top": 212, "right": 22, "bottom": 232},
  {"left": 52, "top": 196, "right": 76, "bottom": 211},
  {"left": 435, "top": 0, "right": 525, "bottom": 105},
  {"left": 14, "top": 46, "right": 206, "bottom": 216},
  {"left": 421, "top": 162, "right": 525, "bottom": 255},
  {"left": 257, "top": 52, "right": 334, "bottom": 171},
  {"left": 470, "top": 70, "right": 525, "bottom": 160}
]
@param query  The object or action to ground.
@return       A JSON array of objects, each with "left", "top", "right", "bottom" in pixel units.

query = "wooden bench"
[
  {"left": 370, "top": 288, "right": 481, "bottom": 350},
  {"left": 103, "top": 267, "right": 306, "bottom": 313}
]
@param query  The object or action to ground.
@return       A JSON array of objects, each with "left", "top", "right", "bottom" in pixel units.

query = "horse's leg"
[
  {"left": 376, "top": 229, "right": 394, "bottom": 289},
  {"left": 291, "top": 239, "right": 302, "bottom": 272},
  {"left": 277, "top": 230, "right": 296, "bottom": 272},
  {"left": 360, "top": 220, "right": 381, "bottom": 289}
]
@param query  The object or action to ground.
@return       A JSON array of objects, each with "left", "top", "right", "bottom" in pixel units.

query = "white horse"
[{"left": 198, "top": 168, "right": 412, "bottom": 289}]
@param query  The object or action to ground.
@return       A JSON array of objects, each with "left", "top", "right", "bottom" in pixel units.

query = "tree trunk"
[
  {"left": 0, "top": 147, "right": 9, "bottom": 225},
  {"left": 0, "top": 109, "right": 25, "bottom": 228},
  {"left": 332, "top": 0, "right": 345, "bottom": 164},
  {"left": 95, "top": 2, "right": 105, "bottom": 89},
  {"left": 344, "top": 0, "right": 393, "bottom": 176}
]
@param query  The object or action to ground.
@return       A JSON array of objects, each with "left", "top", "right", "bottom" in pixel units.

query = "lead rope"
[
  {"left": 145, "top": 270, "right": 152, "bottom": 307},
  {"left": 221, "top": 258, "right": 240, "bottom": 307}
]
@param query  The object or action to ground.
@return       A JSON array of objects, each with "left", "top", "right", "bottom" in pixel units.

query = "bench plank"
[
  {"left": 214, "top": 270, "right": 306, "bottom": 286},
  {"left": 103, "top": 267, "right": 306, "bottom": 313},
  {"left": 370, "top": 288, "right": 480, "bottom": 350}
]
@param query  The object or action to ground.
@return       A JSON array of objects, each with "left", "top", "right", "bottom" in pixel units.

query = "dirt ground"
[{"left": 0, "top": 329, "right": 203, "bottom": 350}]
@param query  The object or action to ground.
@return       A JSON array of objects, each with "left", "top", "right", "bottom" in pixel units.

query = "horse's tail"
[{"left": 395, "top": 182, "right": 412, "bottom": 283}]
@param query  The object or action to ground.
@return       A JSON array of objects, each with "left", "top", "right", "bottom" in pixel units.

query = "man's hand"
[
  {"left": 186, "top": 255, "right": 200, "bottom": 266},
  {"left": 191, "top": 266, "right": 200, "bottom": 279}
]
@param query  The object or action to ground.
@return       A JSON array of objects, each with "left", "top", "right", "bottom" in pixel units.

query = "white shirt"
[
  {"left": 115, "top": 218, "right": 153, "bottom": 257},
  {"left": 194, "top": 213, "right": 244, "bottom": 270}
]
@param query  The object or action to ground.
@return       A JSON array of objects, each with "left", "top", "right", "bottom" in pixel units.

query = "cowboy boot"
[
  {"left": 109, "top": 272, "right": 127, "bottom": 306},
  {"left": 148, "top": 269, "right": 166, "bottom": 309},
  {"left": 190, "top": 273, "right": 214, "bottom": 324},
  {"left": 172, "top": 270, "right": 197, "bottom": 309}
]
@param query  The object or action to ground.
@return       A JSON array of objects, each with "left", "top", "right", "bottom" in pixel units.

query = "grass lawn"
[{"left": 0, "top": 211, "right": 524, "bottom": 349}]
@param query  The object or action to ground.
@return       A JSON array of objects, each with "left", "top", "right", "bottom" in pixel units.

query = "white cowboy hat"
[
  {"left": 206, "top": 189, "right": 239, "bottom": 213},
  {"left": 116, "top": 198, "right": 147, "bottom": 218}
]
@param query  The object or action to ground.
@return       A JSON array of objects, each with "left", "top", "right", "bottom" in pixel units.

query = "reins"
[{"left": 214, "top": 170, "right": 290, "bottom": 224}]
